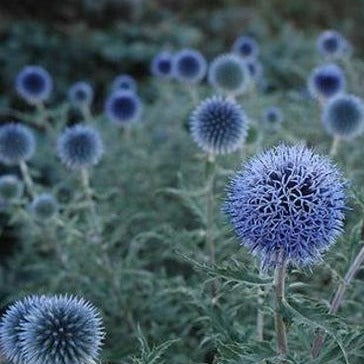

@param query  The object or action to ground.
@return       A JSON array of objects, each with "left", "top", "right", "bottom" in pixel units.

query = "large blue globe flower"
[{"left": 224, "top": 144, "right": 346, "bottom": 268}]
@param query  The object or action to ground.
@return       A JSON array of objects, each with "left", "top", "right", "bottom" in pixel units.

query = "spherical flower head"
[
  {"left": 262, "top": 106, "right": 284, "bottom": 128},
  {"left": 0, "top": 123, "right": 36, "bottom": 166},
  {"left": 68, "top": 81, "right": 94, "bottom": 108},
  {"left": 190, "top": 96, "right": 249, "bottom": 155},
  {"left": 105, "top": 90, "right": 142, "bottom": 125},
  {"left": 151, "top": 51, "right": 173, "bottom": 78},
  {"left": 173, "top": 49, "right": 207, "bottom": 84},
  {"left": 57, "top": 124, "right": 103, "bottom": 170},
  {"left": 317, "top": 30, "right": 350, "bottom": 59},
  {"left": 232, "top": 35, "right": 259, "bottom": 60},
  {"left": 20, "top": 295, "right": 104, "bottom": 364},
  {"left": 245, "top": 59, "right": 263, "bottom": 81},
  {"left": 0, "top": 175, "right": 23, "bottom": 202},
  {"left": 208, "top": 54, "right": 249, "bottom": 96},
  {"left": 15, "top": 65, "right": 53, "bottom": 105},
  {"left": 30, "top": 193, "right": 58, "bottom": 220},
  {"left": 308, "top": 64, "right": 345, "bottom": 101},
  {"left": 0, "top": 296, "right": 48, "bottom": 364},
  {"left": 111, "top": 74, "right": 137, "bottom": 93},
  {"left": 224, "top": 144, "right": 346, "bottom": 268},
  {"left": 322, "top": 94, "right": 364, "bottom": 140}
]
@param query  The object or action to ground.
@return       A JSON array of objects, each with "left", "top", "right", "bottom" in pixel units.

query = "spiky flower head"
[
  {"left": 208, "top": 54, "right": 249, "bottom": 96},
  {"left": 173, "top": 49, "right": 207, "bottom": 84},
  {"left": 30, "top": 193, "right": 59, "bottom": 220},
  {"left": 20, "top": 295, "right": 104, "bottom": 364},
  {"left": 68, "top": 81, "right": 94, "bottom": 108},
  {"left": 308, "top": 64, "right": 345, "bottom": 101},
  {"left": 232, "top": 35, "right": 259, "bottom": 60},
  {"left": 0, "top": 123, "right": 36, "bottom": 166},
  {"left": 224, "top": 144, "right": 346, "bottom": 268},
  {"left": 0, "top": 295, "right": 47, "bottom": 364},
  {"left": 111, "top": 74, "right": 137, "bottom": 93},
  {"left": 322, "top": 94, "right": 364, "bottom": 140},
  {"left": 262, "top": 106, "right": 284, "bottom": 128},
  {"left": 151, "top": 51, "right": 173, "bottom": 78},
  {"left": 190, "top": 96, "right": 249, "bottom": 155},
  {"left": 105, "top": 90, "right": 142, "bottom": 125},
  {"left": 57, "top": 124, "right": 103, "bottom": 170},
  {"left": 0, "top": 175, "right": 23, "bottom": 202},
  {"left": 15, "top": 65, "right": 53, "bottom": 105},
  {"left": 317, "top": 30, "right": 350, "bottom": 59}
]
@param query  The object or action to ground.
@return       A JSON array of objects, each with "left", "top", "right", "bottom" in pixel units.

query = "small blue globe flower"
[
  {"left": 68, "top": 81, "right": 94, "bottom": 108},
  {"left": 111, "top": 74, "right": 137, "bottom": 93},
  {"left": 0, "top": 175, "right": 23, "bottom": 202},
  {"left": 151, "top": 51, "right": 173, "bottom": 78},
  {"left": 0, "top": 296, "right": 48, "bottom": 364},
  {"left": 173, "top": 49, "right": 207, "bottom": 84},
  {"left": 245, "top": 59, "right": 263, "bottom": 81},
  {"left": 232, "top": 35, "right": 259, "bottom": 60},
  {"left": 57, "top": 124, "right": 103, "bottom": 170},
  {"left": 308, "top": 64, "right": 345, "bottom": 101},
  {"left": 190, "top": 96, "right": 249, "bottom": 155},
  {"left": 322, "top": 94, "right": 364, "bottom": 140},
  {"left": 105, "top": 90, "right": 142, "bottom": 125},
  {"left": 15, "top": 65, "right": 53, "bottom": 105},
  {"left": 262, "top": 106, "right": 284, "bottom": 128},
  {"left": 208, "top": 54, "right": 249, "bottom": 96},
  {"left": 0, "top": 123, "right": 36, "bottom": 166},
  {"left": 224, "top": 144, "right": 346, "bottom": 268},
  {"left": 20, "top": 295, "right": 104, "bottom": 364},
  {"left": 317, "top": 30, "right": 350, "bottom": 59},
  {"left": 30, "top": 193, "right": 59, "bottom": 220}
]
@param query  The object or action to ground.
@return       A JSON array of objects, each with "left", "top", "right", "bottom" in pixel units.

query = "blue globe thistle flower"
[
  {"left": 208, "top": 54, "right": 249, "bottom": 96},
  {"left": 0, "top": 175, "right": 23, "bottom": 202},
  {"left": 322, "top": 94, "right": 364, "bottom": 140},
  {"left": 173, "top": 49, "right": 207, "bottom": 84},
  {"left": 317, "top": 30, "right": 350, "bottom": 59},
  {"left": 0, "top": 296, "right": 48, "bottom": 364},
  {"left": 190, "top": 96, "right": 249, "bottom": 155},
  {"left": 0, "top": 123, "right": 36, "bottom": 166},
  {"left": 15, "top": 65, "right": 53, "bottom": 105},
  {"left": 57, "top": 124, "right": 103, "bottom": 170},
  {"left": 30, "top": 193, "right": 59, "bottom": 220},
  {"left": 308, "top": 64, "right": 345, "bottom": 101},
  {"left": 151, "top": 51, "right": 173, "bottom": 78},
  {"left": 245, "top": 59, "right": 263, "bottom": 81},
  {"left": 224, "top": 144, "right": 346, "bottom": 268},
  {"left": 105, "top": 90, "right": 142, "bottom": 125},
  {"left": 232, "top": 35, "right": 259, "bottom": 60},
  {"left": 20, "top": 295, "right": 104, "bottom": 364},
  {"left": 262, "top": 106, "right": 284, "bottom": 128},
  {"left": 68, "top": 81, "right": 94, "bottom": 108},
  {"left": 111, "top": 74, "right": 137, "bottom": 93}
]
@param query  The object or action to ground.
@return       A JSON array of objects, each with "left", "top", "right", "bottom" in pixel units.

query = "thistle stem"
[
  {"left": 187, "top": 85, "right": 199, "bottom": 105},
  {"left": 19, "top": 160, "right": 35, "bottom": 198},
  {"left": 274, "top": 260, "right": 288, "bottom": 356},
  {"left": 329, "top": 136, "right": 341, "bottom": 157},
  {"left": 311, "top": 243, "right": 364, "bottom": 358},
  {"left": 257, "top": 269, "right": 266, "bottom": 341}
]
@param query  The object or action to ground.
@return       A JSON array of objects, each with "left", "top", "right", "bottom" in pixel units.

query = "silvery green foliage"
[
  {"left": 0, "top": 175, "right": 23, "bottom": 202},
  {"left": 57, "top": 124, "right": 103, "bottom": 169},
  {"left": 68, "top": 81, "right": 94, "bottom": 108},
  {"left": 232, "top": 35, "right": 260, "bottom": 60},
  {"left": 112, "top": 74, "right": 138, "bottom": 93},
  {"left": 322, "top": 94, "right": 364, "bottom": 139},
  {"left": 225, "top": 144, "right": 346, "bottom": 268},
  {"left": 30, "top": 193, "right": 59, "bottom": 220},
  {"left": 15, "top": 65, "right": 53, "bottom": 104},
  {"left": 0, "top": 123, "right": 36, "bottom": 166}
]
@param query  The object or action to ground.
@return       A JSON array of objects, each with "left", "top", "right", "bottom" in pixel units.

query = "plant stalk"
[
  {"left": 19, "top": 160, "right": 35, "bottom": 198},
  {"left": 329, "top": 136, "right": 341, "bottom": 157}
]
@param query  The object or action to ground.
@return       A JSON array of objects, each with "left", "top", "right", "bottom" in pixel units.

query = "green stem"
[
  {"left": 19, "top": 160, "right": 35, "bottom": 198},
  {"left": 329, "top": 136, "right": 341, "bottom": 157},
  {"left": 257, "top": 268, "right": 266, "bottom": 341},
  {"left": 187, "top": 84, "right": 199, "bottom": 105}
]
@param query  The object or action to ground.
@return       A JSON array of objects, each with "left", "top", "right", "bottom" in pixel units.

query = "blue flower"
[
  {"left": 322, "top": 94, "right": 364, "bottom": 140},
  {"left": 308, "top": 64, "right": 345, "bottom": 101},
  {"left": 68, "top": 81, "right": 94, "bottom": 108},
  {"left": 208, "top": 54, "right": 249, "bottom": 97},
  {"left": 15, "top": 65, "right": 53, "bottom": 105},
  {"left": 151, "top": 51, "right": 173, "bottom": 78},
  {"left": 224, "top": 144, "right": 346, "bottom": 268},
  {"left": 20, "top": 295, "right": 104, "bottom": 364},
  {"left": 0, "top": 123, "right": 36, "bottom": 166},
  {"left": 57, "top": 124, "right": 103, "bottom": 170},
  {"left": 31, "top": 193, "right": 59, "bottom": 220},
  {"left": 173, "top": 49, "right": 207, "bottom": 84},
  {"left": 190, "top": 96, "right": 249, "bottom": 155},
  {"left": 245, "top": 59, "right": 263, "bottom": 81},
  {"left": 0, "top": 175, "right": 23, "bottom": 202},
  {"left": 232, "top": 35, "right": 259, "bottom": 60},
  {"left": 111, "top": 74, "right": 137, "bottom": 93},
  {"left": 317, "top": 30, "right": 350, "bottom": 59},
  {"left": 262, "top": 106, "right": 284, "bottom": 128},
  {"left": 105, "top": 90, "right": 142, "bottom": 125}
]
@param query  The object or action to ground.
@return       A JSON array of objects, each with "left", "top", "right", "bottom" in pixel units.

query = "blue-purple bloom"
[
  {"left": 15, "top": 65, "right": 53, "bottom": 105},
  {"left": 317, "top": 30, "right": 350, "bottom": 59},
  {"left": 111, "top": 74, "right": 137, "bottom": 93},
  {"left": 232, "top": 35, "right": 259, "bottom": 60},
  {"left": 31, "top": 193, "right": 59, "bottom": 220},
  {"left": 262, "top": 106, "right": 284, "bottom": 128},
  {"left": 224, "top": 144, "right": 346, "bottom": 268},
  {"left": 173, "top": 49, "right": 207, "bottom": 84},
  {"left": 245, "top": 59, "right": 263, "bottom": 82},
  {"left": 68, "top": 81, "right": 94, "bottom": 108},
  {"left": 151, "top": 51, "right": 173, "bottom": 78}
]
